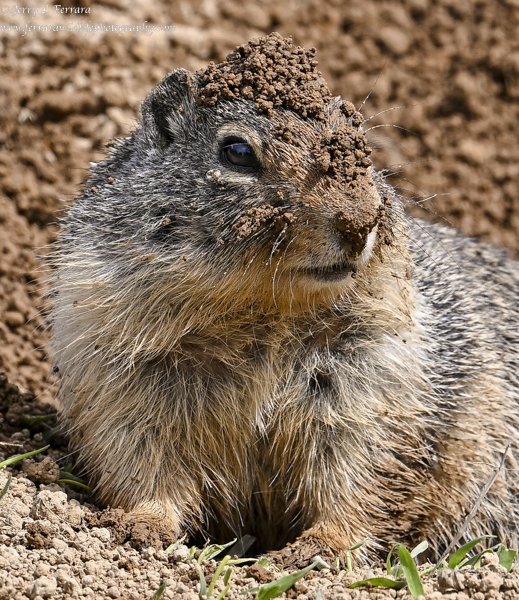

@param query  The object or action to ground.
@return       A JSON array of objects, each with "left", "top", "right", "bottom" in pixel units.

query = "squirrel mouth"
[{"left": 303, "top": 260, "right": 357, "bottom": 282}]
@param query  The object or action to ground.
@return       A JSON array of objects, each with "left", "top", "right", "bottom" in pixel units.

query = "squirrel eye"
[{"left": 221, "top": 141, "right": 260, "bottom": 171}]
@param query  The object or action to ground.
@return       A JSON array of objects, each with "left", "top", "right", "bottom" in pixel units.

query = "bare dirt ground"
[{"left": 1, "top": 0, "right": 519, "bottom": 598}]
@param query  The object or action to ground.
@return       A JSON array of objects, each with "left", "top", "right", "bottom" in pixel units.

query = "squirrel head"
[{"left": 75, "top": 34, "right": 393, "bottom": 315}]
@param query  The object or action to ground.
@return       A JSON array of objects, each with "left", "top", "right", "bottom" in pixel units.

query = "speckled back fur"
[{"left": 50, "top": 36, "right": 519, "bottom": 563}]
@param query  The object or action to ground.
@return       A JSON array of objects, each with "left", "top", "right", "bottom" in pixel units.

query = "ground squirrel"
[{"left": 50, "top": 33, "right": 519, "bottom": 563}]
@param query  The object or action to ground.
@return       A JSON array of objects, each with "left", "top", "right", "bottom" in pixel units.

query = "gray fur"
[{"left": 50, "top": 68, "right": 519, "bottom": 561}]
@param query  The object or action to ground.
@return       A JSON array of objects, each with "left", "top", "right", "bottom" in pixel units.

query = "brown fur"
[{"left": 50, "top": 36, "right": 519, "bottom": 564}]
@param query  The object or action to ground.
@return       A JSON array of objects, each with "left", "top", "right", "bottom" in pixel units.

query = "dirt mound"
[{"left": 197, "top": 32, "right": 332, "bottom": 118}]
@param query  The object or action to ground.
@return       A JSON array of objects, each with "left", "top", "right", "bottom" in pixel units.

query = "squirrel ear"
[{"left": 141, "top": 68, "right": 201, "bottom": 146}]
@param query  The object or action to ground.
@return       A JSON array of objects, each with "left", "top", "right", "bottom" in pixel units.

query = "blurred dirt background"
[{"left": 1, "top": 0, "right": 519, "bottom": 598}]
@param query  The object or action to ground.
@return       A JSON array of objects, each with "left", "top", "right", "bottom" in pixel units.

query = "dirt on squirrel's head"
[{"left": 67, "top": 33, "right": 394, "bottom": 316}]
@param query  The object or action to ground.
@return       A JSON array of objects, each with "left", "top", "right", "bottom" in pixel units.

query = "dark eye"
[{"left": 221, "top": 140, "right": 261, "bottom": 171}]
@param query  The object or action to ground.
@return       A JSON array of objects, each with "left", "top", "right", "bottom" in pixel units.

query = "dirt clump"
[
  {"left": 197, "top": 32, "right": 332, "bottom": 119},
  {"left": 199, "top": 33, "right": 378, "bottom": 251},
  {"left": 245, "top": 563, "right": 275, "bottom": 583},
  {"left": 86, "top": 507, "right": 177, "bottom": 551},
  {"left": 231, "top": 204, "right": 297, "bottom": 241},
  {"left": 21, "top": 456, "right": 60, "bottom": 484}
]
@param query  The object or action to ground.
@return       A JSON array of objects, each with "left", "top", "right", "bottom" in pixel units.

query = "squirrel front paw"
[
  {"left": 264, "top": 527, "right": 368, "bottom": 569},
  {"left": 86, "top": 505, "right": 178, "bottom": 550}
]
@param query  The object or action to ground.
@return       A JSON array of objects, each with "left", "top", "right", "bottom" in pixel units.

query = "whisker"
[
  {"left": 270, "top": 227, "right": 292, "bottom": 307},
  {"left": 362, "top": 104, "right": 411, "bottom": 125},
  {"left": 393, "top": 218, "right": 462, "bottom": 274},
  {"left": 404, "top": 193, "right": 459, "bottom": 228},
  {"left": 365, "top": 123, "right": 418, "bottom": 136},
  {"left": 358, "top": 59, "right": 387, "bottom": 113},
  {"left": 273, "top": 233, "right": 300, "bottom": 309},
  {"left": 366, "top": 134, "right": 419, "bottom": 158},
  {"left": 381, "top": 157, "right": 441, "bottom": 172}
]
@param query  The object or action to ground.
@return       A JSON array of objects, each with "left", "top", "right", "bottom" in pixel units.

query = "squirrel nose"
[{"left": 334, "top": 210, "right": 377, "bottom": 260}]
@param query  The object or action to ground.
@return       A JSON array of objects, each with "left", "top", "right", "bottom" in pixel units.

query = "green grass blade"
[
  {"left": 42, "top": 426, "right": 61, "bottom": 443},
  {"left": 58, "top": 470, "right": 87, "bottom": 484},
  {"left": 223, "top": 567, "right": 232, "bottom": 586},
  {"left": 0, "top": 445, "right": 50, "bottom": 469},
  {"left": 348, "top": 577, "right": 406, "bottom": 590},
  {"left": 215, "top": 584, "right": 231, "bottom": 600},
  {"left": 212, "top": 567, "right": 233, "bottom": 600},
  {"left": 198, "top": 538, "right": 237, "bottom": 563},
  {"left": 499, "top": 549, "right": 517, "bottom": 572},
  {"left": 0, "top": 473, "right": 12, "bottom": 502},
  {"left": 397, "top": 545, "right": 425, "bottom": 598},
  {"left": 241, "top": 586, "right": 259, "bottom": 595},
  {"left": 386, "top": 544, "right": 395, "bottom": 575},
  {"left": 410, "top": 540, "right": 428, "bottom": 559},
  {"left": 208, "top": 555, "right": 231, "bottom": 597},
  {"left": 197, "top": 565, "right": 207, "bottom": 600},
  {"left": 345, "top": 550, "right": 352, "bottom": 573},
  {"left": 459, "top": 548, "right": 494, "bottom": 569},
  {"left": 226, "top": 535, "right": 256, "bottom": 558},
  {"left": 228, "top": 558, "right": 259, "bottom": 565},
  {"left": 391, "top": 562, "right": 403, "bottom": 578},
  {"left": 420, "top": 564, "right": 438, "bottom": 576},
  {"left": 447, "top": 536, "right": 495, "bottom": 569},
  {"left": 152, "top": 581, "right": 167, "bottom": 599},
  {"left": 312, "top": 557, "right": 330, "bottom": 569},
  {"left": 349, "top": 539, "right": 368, "bottom": 551},
  {"left": 20, "top": 413, "right": 57, "bottom": 425},
  {"left": 344, "top": 539, "right": 367, "bottom": 573},
  {"left": 166, "top": 534, "right": 187, "bottom": 553},
  {"left": 256, "top": 558, "right": 326, "bottom": 600},
  {"left": 56, "top": 479, "right": 92, "bottom": 492}
]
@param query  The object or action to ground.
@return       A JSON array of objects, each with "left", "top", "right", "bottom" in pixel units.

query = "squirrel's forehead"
[{"left": 209, "top": 101, "right": 341, "bottom": 141}]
